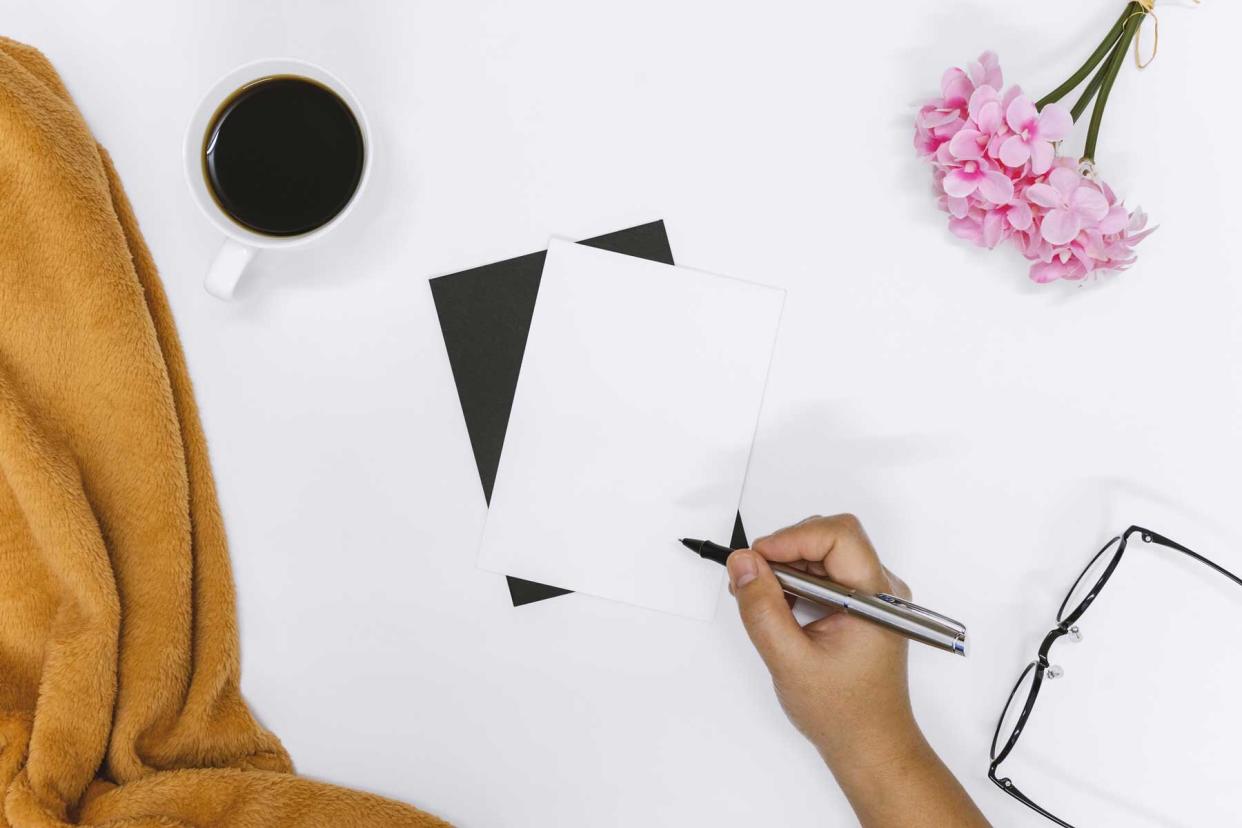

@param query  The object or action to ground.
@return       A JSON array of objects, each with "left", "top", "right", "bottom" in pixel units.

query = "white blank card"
[{"left": 476, "top": 239, "right": 784, "bottom": 619}]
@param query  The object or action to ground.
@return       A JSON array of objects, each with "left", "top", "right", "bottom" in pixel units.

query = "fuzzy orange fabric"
[{"left": 0, "top": 39, "right": 448, "bottom": 828}]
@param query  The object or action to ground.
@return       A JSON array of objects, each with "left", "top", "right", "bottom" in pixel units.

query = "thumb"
[{"left": 727, "top": 550, "right": 807, "bottom": 673}]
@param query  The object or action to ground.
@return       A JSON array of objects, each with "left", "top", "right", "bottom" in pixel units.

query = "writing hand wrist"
[{"left": 817, "top": 713, "right": 927, "bottom": 788}]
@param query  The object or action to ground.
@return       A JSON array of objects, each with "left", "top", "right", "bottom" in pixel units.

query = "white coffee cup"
[{"left": 183, "top": 59, "right": 371, "bottom": 300}]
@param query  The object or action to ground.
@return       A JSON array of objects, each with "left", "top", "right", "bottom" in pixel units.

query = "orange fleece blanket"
[{"left": 0, "top": 39, "right": 447, "bottom": 827}]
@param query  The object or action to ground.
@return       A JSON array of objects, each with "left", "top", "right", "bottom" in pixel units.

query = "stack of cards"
[{"left": 430, "top": 222, "right": 783, "bottom": 619}]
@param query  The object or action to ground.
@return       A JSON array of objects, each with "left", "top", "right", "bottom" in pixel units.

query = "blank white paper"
[{"left": 476, "top": 239, "right": 784, "bottom": 619}]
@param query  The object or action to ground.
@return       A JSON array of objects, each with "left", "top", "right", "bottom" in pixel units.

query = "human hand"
[
  {"left": 726, "top": 514, "right": 918, "bottom": 768},
  {"left": 726, "top": 514, "right": 990, "bottom": 827}
]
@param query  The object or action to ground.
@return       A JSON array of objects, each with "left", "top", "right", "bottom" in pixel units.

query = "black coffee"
[{"left": 204, "top": 76, "right": 364, "bottom": 237}]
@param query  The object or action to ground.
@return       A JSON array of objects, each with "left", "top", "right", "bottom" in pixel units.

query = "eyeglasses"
[{"left": 989, "top": 526, "right": 1242, "bottom": 827}]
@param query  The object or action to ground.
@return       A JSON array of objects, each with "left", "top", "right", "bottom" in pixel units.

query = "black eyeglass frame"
[{"left": 988, "top": 525, "right": 1242, "bottom": 828}]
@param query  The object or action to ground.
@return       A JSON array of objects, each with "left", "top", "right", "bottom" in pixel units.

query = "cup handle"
[{"left": 204, "top": 238, "right": 255, "bottom": 300}]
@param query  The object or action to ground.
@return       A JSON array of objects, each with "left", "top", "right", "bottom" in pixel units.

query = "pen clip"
[{"left": 875, "top": 593, "right": 967, "bottom": 636}]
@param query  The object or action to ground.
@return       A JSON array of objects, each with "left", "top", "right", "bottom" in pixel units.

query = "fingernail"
[{"left": 727, "top": 551, "right": 758, "bottom": 589}]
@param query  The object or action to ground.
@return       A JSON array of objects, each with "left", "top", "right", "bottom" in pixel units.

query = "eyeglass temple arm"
[
  {"left": 1129, "top": 526, "right": 1242, "bottom": 589},
  {"left": 988, "top": 768, "right": 1077, "bottom": 828}
]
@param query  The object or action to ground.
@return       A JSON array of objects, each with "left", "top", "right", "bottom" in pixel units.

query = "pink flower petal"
[
  {"left": 1070, "top": 186, "right": 1109, "bottom": 223},
  {"left": 1005, "top": 95, "right": 1037, "bottom": 133},
  {"left": 979, "top": 170, "right": 1014, "bottom": 204},
  {"left": 967, "top": 59, "right": 986, "bottom": 88},
  {"left": 948, "top": 129, "right": 985, "bottom": 161},
  {"left": 1062, "top": 259, "right": 1089, "bottom": 281},
  {"left": 918, "top": 108, "right": 961, "bottom": 129},
  {"left": 941, "top": 67, "right": 967, "bottom": 98},
  {"left": 947, "top": 195, "right": 971, "bottom": 219},
  {"left": 1029, "top": 141, "right": 1055, "bottom": 175},
  {"left": 932, "top": 117, "right": 966, "bottom": 141},
  {"left": 1037, "top": 104, "right": 1073, "bottom": 142},
  {"left": 979, "top": 51, "right": 1003, "bottom": 89},
  {"left": 982, "top": 210, "right": 1007, "bottom": 248},
  {"left": 1002, "top": 85, "right": 1023, "bottom": 108},
  {"left": 1029, "top": 259, "right": 1067, "bottom": 283},
  {"left": 1029, "top": 237, "right": 1054, "bottom": 261},
  {"left": 943, "top": 169, "right": 980, "bottom": 198},
  {"left": 968, "top": 86, "right": 998, "bottom": 123},
  {"left": 942, "top": 74, "right": 973, "bottom": 108},
  {"left": 1081, "top": 230, "right": 1108, "bottom": 260},
  {"left": 986, "top": 130, "right": 1009, "bottom": 159},
  {"left": 1048, "top": 166, "right": 1081, "bottom": 198},
  {"left": 977, "top": 100, "right": 1003, "bottom": 134},
  {"left": 1040, "top": 208, "right": 1082, "bottom": 245},
  {"left": 1007, "top": 200, "right": 1033, "bottom": 231},
  {"left": 949, "top": 216, "right": 984, "bottom": 245},
  {"left": 1026, "top": 183, "right": 1062, "bottom": 209},
  {"left": 998, "top": 134, "right": 1030, "bottom": 169}
]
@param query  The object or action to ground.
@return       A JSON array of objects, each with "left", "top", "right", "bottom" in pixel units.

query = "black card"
[{"left": 430, "top": 221, "right": 749, "bottom": 606}]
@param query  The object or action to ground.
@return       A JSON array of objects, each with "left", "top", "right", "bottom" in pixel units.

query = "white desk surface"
[{"left": 10, "top": 2, "right": 1242, "bottom": 825}]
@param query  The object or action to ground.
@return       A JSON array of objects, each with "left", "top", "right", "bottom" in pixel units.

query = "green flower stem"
[
  {"left": 1069, "top": 45, "right": 1114, "bottom": 121},
  {"left": 1083, "top": 3, "right": 1143, "bottom": 162},
  {"left": 1036, "top": 3, "right": 1132, "bottom": 110}
]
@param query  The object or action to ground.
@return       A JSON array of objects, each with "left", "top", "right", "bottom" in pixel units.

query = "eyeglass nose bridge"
[{"left": 1038, "top": 625, "right": 1083, "bottom": 678}]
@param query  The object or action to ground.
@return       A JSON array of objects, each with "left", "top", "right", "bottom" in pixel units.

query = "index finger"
[{"left": 751, "top": 514, "right": 890, "bottom": 593}]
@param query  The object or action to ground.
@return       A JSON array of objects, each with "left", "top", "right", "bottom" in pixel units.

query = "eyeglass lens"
[
  {"left": 1057, "top": 536, "right": 1122, "bottom": 623},
  {"left": 992, "top": 661, "right": 1038, "bottom": 761}
]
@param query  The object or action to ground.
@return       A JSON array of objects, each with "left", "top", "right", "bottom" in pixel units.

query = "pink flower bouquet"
[{"left": 915, "top": 3, "right": 1157, "bottom": 283}]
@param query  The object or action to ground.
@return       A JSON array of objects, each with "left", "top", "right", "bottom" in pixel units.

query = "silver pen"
[{"left": 680, "top": 538, "right": 967, "bottom": 656}]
